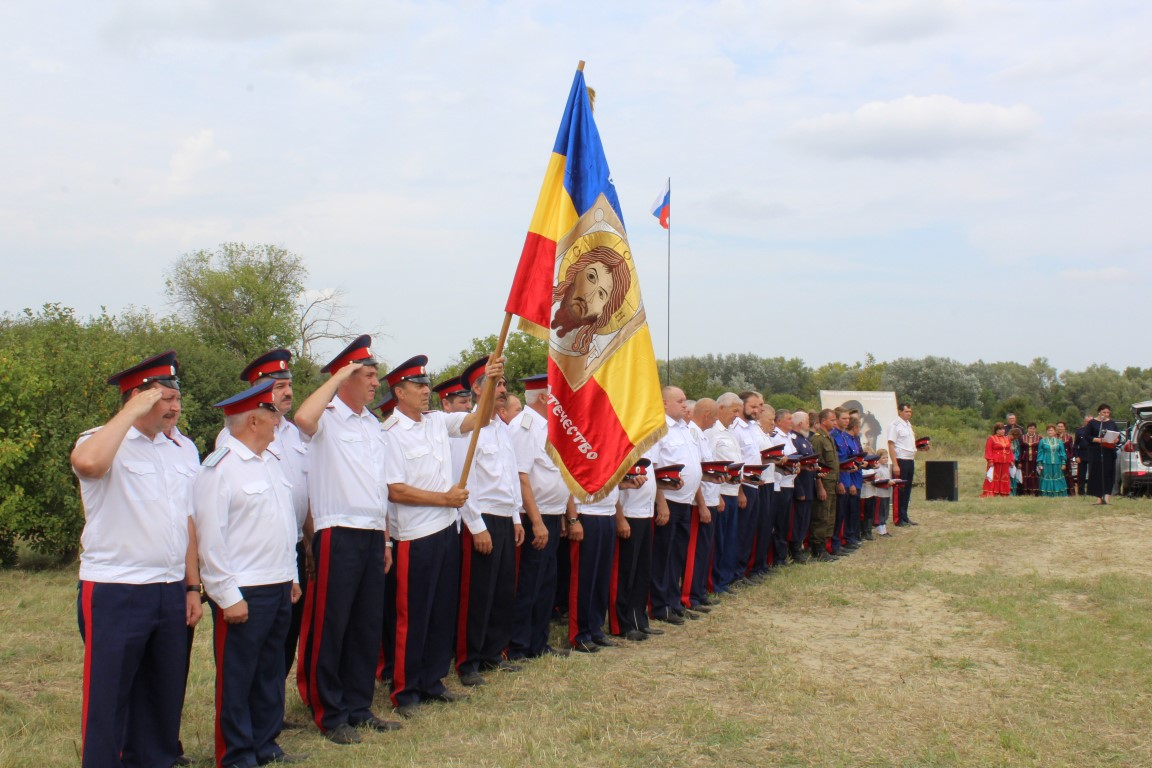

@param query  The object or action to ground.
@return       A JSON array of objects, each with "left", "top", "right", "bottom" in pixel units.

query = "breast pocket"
[
  {"left": 122, "top": 460, "right": 162, "bottom": 501},
  {"left": 477, "top": 442, "right": 501, "bottom": 473}
]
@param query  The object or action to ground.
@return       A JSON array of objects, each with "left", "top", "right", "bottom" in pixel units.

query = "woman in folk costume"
[
  {"left": 1037, "top": 425, "right": 1067, "bottom": 497},
  {"left": 982, "top": 424, "right": 1013, "bottom": 498},
  {"left": 1018, "top": 423, "right": 1041, "bottom": 496}
]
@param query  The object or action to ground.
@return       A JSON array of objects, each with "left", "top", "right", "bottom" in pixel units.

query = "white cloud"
[
  {"left": 773, "top": 0, "right": 963, "bottom": 45},
  {"left": 1059, "top": 267, "right": 1131, "bottom": 282},
  {"left": 163, "top": 129, "right": 230, "bottom": 197},
  {"left": 787, "top": 95, "right": 1041, "bottom": 159}
]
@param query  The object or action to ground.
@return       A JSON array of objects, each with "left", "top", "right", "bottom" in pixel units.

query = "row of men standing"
[{"left": 70, "top": 338, "right": 924, "bottom": 768}]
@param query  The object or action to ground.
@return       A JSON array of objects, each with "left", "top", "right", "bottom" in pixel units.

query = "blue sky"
[{"left": 3, "top": 1, "right": 1149, "bottom": 374}]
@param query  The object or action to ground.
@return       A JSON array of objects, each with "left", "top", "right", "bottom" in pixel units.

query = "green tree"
[
  {"left": 437, "top": 332, "right": 548, "bottom": 391},
  {"left": 881, "top": 356, "right": 982, "bottom": 408}
]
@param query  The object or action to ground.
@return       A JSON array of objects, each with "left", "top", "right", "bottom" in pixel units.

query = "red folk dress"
[{"left": 982, "top": 435, "right": 1013, "bottom": 497}]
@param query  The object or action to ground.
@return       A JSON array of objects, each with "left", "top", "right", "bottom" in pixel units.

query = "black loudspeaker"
[{"left": 925, "top": 461, "right": 959, "bottom": 501}]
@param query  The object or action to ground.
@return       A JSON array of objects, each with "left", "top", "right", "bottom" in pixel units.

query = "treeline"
[
  {"left": 663, "top": 353, "right": 1152, "bottom": 432},
  {"left": 3, "top": 242, "right": 1147, "bottom": 566}
]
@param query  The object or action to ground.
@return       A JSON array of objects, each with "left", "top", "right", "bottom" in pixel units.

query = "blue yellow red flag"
[{"left": 504, "top": 65, "right": 666, "bottom": 502}]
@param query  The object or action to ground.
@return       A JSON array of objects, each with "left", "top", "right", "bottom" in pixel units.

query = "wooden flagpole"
[{"left": 456, "top": 312, "right": 514, "bottom": 487}]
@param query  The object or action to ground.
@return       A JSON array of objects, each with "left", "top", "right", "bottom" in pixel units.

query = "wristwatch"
[
  {"left": 566, "top": 516, "right": 580, "bottom": 525},
  {"left": 186, "top": 583, "right": 206, "bottom": 603}
]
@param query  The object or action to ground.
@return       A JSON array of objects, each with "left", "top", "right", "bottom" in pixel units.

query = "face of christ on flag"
[
  {"left": 549, "top": 196, "right": 646, "bottom": 390},
  {"left": 550, "top": 245, "right": 631, "bottom": 354}
]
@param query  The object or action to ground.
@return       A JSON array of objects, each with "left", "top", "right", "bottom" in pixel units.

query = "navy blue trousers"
[
  {"left": 77, "top": 580, "right": 186, "bottom": 768},
  {"left": 650, "top": 500, "right": 691, "bottom": 618},
  {"left": 509, "top": 514, "right": 562, "bottom": 658},
  {"left": 845, "top": 492, "right": 862, "bottom": 543},
  {"left": 896, "top": 459, "right": 915, "bottom": 523},
  {"left": 684, "top": 505, "right": 716, "bottom": 608},
  {"left": 711, "top": 495, "right": 740, "bottom": 590},
  {"left": 457, "top": 515, "right": 517, "bottom": 676},
  {"left": 834, "top": 492, "right": 849, "bottom": 551},
  {"left": 568, "top": 515, "right": 615, "bottom": 645},
  {"left": 752, "top": 484, "right": 774, "bottom": 572},
  {"left": 736, "top": 485, "right": 760, "bottom": 577},
  {"left": 284, "top": 541, "right": 308, "bottom": 679},
  {"left": 213, "top": 583, "right": 292, "bottom": 768},
  {"left": 611, "top": 516, "right": 653, "bottom": 634},
  {"left": 791, "top": 495, "right": 813, "bottom": 553},
  {"left": 772, "top": 487, "right": 794, "bottom": 564},
  {"left": 390, "top": 523, "right": 460, "bottom": 708},
  {"left": 296, "top": 527, "right": 385, "bottom": 732}
]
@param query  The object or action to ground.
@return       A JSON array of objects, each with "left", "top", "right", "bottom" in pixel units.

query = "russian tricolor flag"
[{"left": 650, "top": 181, "right": 669, "bottom": 229}]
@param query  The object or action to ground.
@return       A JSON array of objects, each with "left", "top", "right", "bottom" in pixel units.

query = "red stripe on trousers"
[
  {"left": 567, "top": 539, "right": 581, "bottom": 646},
  {"left": 681, "top": 506, "right": 700, "bottom": 609},
  {"left": 608, "top": 533, "right": 621, "bottom": 636},
  {"left": 80, "top": 581, "right": 94, "bottom": 751},
  {"left": 305, "top": 532, "right": 332, "bottom": 730},
  {"left": 213, "top": 605, "right": 229, "bottom": 768},
  {"left": 389, "top": 541, "right": 411, "bottom": 708},
  {"left": 295, "top": 579, "right": 313, "bottom": 706}
]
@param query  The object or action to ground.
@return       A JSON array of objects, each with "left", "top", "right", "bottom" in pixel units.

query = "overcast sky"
[{"left": 3, "top": 1, "right": 1149, "bottom": 375}]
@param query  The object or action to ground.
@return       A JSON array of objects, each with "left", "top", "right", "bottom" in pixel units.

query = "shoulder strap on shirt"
[
  {"left": 382, "top": 414, "right": 399, "bottom": 431},
  {"left": 202, "top": 446, "right": 231, "bottom": 468}
]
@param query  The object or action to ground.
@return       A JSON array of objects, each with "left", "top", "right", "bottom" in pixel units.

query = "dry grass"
[{"left": 4, "top": 461, "right": 1152, "bottom": 767}]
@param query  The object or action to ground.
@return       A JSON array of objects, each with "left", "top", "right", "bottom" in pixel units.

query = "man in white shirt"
[
  {"left": 887, "top": 403, "right": 919, "bottom": 526},
  {"left": 729, "top": 391, "right": 765, "bottom": 585},
  {"left": 649, "top": 386, "right": 708, "bottom": 623},
  {"left": 293, "top": 335, "right": 399, "bottom": 744},
  {"left": 381, "top": 353, "right": 504, "bottom": 718},
  {"left": 454, "top": 357, "right": 525, "bottom": 687},
  {"left": 508, "top": 375, "right": 572, "bottom": 660},
  {"left": 223, "top": 348, "right": 312, "bottom": 693},
  {"left": 753, "top": 404, "right": 777, "bottom": 574},
  {"left": 768, "top": 409, "right": 797, "bottom": 569},
  {"left": 194, "top": 379, "right": 302, "bottom": 768},
  {"left": 686, "top": 399, "right": 722, "bottom": 612},
  {"left": 706, "top": 392, "right": 743, "bottom": 592},
  {"left": 612, "top": 453, "right": 663, "bottom": 641},
  {"left": 70, "top": 352, "right": 204, "bottom": 768}
]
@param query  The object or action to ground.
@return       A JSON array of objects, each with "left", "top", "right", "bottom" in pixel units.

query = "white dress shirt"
[
  {"left": 459, "top": 420, "right": 523, "bottom": 534},
  {"left": 650, "top": 416, "right": 703, "bottom": 504},
  {"left": 769, "top": 427, "right": 796, "bottom": 489},
  {"left": 690, "top": 421, "right": 721, "bottom": 507},
  {"left": 74, "top": 426, "right": 192, "bottom": 584},
  {"left": 509, "top": 407, "right": 569, "bottom": 515},
  {"left": 705, "top": 421, "right": 741, "bottom": 498},
  {"left": 218, "top": 418, "right": 310, "bottom": 539},
  {"left": 308, "top": 396, "right": 388, "bottom": 532},
  {"left": 193, "top": 435, "right": 297, "bottom": 608},
  {"left": 888, "top": 417, "right": 917, "bottom": 460},
  {"left": 382, "top": 410, "right": 467, "bottom": 541},
  {"left": 620, "top": 448, "right": 657, "bottom": 518},
  {"left": 730, "top": 417, "right": 762, "bottom": 489},
  {"left": 576, "top": 486, "right": 620, "bottom": 516}
]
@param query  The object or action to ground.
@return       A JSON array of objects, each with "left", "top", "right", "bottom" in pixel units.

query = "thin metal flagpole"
[{"left": 666, "top": 175, "right": 671, "bottom": 386}]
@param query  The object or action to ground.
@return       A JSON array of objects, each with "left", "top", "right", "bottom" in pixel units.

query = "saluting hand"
[{"left": 124, "top": 387, "right": 164, "bottom": 418}]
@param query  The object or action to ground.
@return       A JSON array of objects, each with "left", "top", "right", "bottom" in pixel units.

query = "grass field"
[{"left": 3, "top": 456, "right": 1152, "bottom": 767}]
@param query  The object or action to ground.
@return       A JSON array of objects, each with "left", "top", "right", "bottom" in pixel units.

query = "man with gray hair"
[
  {"left": 789, "top": 411, "right": 815, "bottom": 563},
  {"left": 767, "top": 409, "right": 796, "bottom": 568},
  {"left": 707, "top": 393, "right": 743, "bottom": 591}
]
